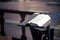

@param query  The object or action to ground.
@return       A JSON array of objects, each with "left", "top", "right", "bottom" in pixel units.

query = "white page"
[{"left": 28, "top": 14, "right": 51, "bottom": 27}]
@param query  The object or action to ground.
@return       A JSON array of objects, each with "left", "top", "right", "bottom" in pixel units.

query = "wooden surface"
[
  {"left": 0, "top": 35, "right": 12, "bottom": 40},
  {"left": 0, "top": 1, "right": 60, "bottom": 13}
]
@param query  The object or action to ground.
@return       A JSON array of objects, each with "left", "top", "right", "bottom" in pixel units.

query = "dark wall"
[
  {"left": 0, "top": 0, "right": 18, "bottom": 2},
  {"left": 0, "top": 0, "right": 12, "bottom": 1}
]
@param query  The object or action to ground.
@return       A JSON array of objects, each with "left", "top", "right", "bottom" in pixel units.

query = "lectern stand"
[
  {"left": 18, "top": 13, "right": 54, "bottom": 40},
  {"left": 18, "top": 23, "right": 53, "bottom": 40}
]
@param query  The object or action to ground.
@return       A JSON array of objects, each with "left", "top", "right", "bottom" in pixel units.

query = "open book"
[
  {"left": 27, "top": 14, "right": 51, "bottom": 28},
  {"left": 19, "top": 13, "right": 51, "bottom": 28}
]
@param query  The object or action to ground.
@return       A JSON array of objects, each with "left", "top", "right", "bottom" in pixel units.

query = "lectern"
[{"left": 18, "top": 13, "right": 52, "bottom": 40}]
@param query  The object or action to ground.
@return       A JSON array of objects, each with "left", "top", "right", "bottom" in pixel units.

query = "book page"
[{"left": 28, "top": 14, "right": 51, "bottom": 27}]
